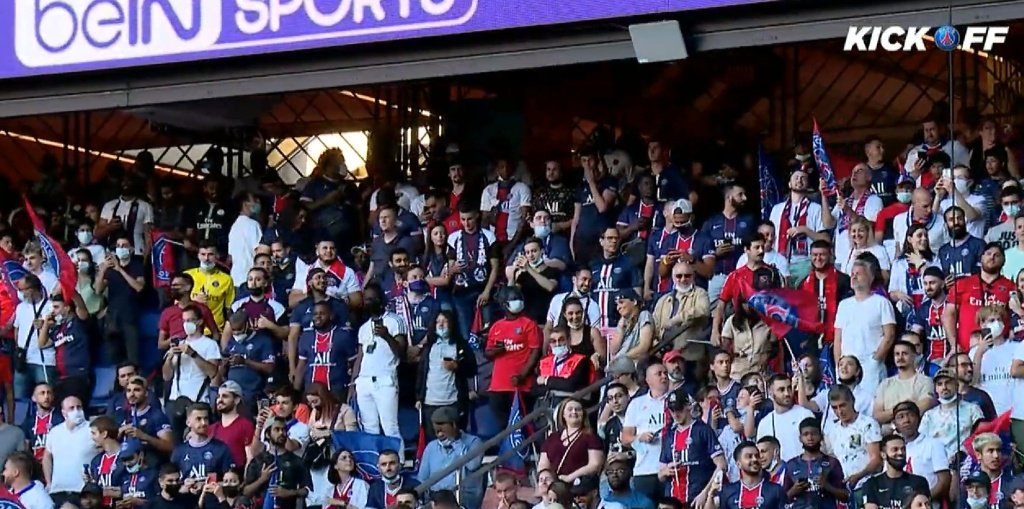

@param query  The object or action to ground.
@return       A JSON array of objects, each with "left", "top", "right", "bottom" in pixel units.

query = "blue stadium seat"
[
  {"left": 14, "top": 399, "right": 28, "bottom": 426},
  {"left": 91, "top": 366, "right": 117, "bottom": 411}
]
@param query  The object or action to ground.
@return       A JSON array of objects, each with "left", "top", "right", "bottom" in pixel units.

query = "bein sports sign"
[{"left": 5, "top": 0, "right": 769, "bottom": 81}]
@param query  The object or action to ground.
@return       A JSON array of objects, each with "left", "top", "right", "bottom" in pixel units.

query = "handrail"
[{"left": 414, "top": 328, "right": 679, "bottom": 495}]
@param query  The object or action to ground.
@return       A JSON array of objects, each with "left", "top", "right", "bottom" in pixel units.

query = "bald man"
[{"left": 893, "top": 187, "right": 948, "bottom": 255}]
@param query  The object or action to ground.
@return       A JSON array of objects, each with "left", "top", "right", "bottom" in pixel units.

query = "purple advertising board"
[{"left": 3, "top": 0, "right": 770, "bottom": 81}]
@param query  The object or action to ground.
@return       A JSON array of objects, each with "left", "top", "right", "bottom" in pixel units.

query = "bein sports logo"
[
  {"left": 15, "top": 0, "right": 477, "bottom": 68},
  {"left": 843, "top": 24, "right": 1008, "bottom": 52}
]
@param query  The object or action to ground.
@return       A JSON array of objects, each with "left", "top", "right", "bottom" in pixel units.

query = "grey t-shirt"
[
  {"left": 0, "top": 424, "right": 26, "bottom": 466},
  {"left": 425, "top": 340, "right": 459, "bottom": 406}
]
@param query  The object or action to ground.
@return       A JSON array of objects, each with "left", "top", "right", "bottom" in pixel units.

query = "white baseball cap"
[{"left": 672, "top": 199, "right": 693, "bottom": 214}]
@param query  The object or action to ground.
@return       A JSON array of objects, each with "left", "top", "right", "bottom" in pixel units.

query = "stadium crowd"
[{"left": 0, "top": 111, "right": 1022, "bottom": 509}]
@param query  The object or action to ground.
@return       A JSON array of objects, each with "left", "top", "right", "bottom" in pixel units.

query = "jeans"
[
  {"left": 355, "top": 375, "right": 403, "bottom": 458},
  {"left": 14, "top": 364, "right": 57, "bottom": 399},
  {"left": 452, "top": 290, "right": 492, "bottom": 342}
]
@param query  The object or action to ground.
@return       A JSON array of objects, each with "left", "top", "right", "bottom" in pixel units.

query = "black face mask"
[
  {"left": 221, "top": 486, "right": 241, "bottom": 498},
  {"left": 169, "top": 289, "right": 185, "bottom": 300},
  {"left": 838, "top": 376, "right": 857, "bottom": 386},
  {"left": 164, "top": 484, "right": 181, "bottom": 496},
  {"left": 248, "top": 284, "right": 264, "bottom": 295},
  {"left": 803, "top": 443, "right": 822, "bottom": 453},
  {"left": 886, "top": 456, "right": 907, "bottom": 470}
]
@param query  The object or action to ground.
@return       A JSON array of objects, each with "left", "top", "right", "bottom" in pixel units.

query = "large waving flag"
[
  {"left": 151, "top": 230, "right": 182, "bottom": 288},
  {"left": 963, "top": 410, "right": 1012, "bottom": 460},
  {"left": 0, "top": 248, "right": 25, "bottom": 325},
  {"left": 747, "top": 288, "right": 824, "bottom": 339},
  {"left": 758, "top": 144, "right": 781, "bottom": 221},
  {"left": 22, "top": 196, "right": 77, "bottom": 299},
  {"left": 332, "top": 431, "right": 403, "bottom": 482},
  {"left": 812, "top": 119, "right": 838, "bottom": 196},
  {"left": 497, "top": 391, "right": 530, "bottom": 475}
]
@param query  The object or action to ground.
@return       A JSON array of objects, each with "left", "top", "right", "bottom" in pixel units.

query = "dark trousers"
[
  {"left": 488, "top": 391, "right": 535, "bottom": 428},
  {"left": 632, "top": 474, "right": 662, "bottom": 503},
  {"left": 105, "top": 308, "right": 140, "bottom": 365},
  {"left": 452, "top": 290, "right": 493, "bottom": 342},
  {"left": 55, "top": 374, "right": 93, "bottom": 410}
]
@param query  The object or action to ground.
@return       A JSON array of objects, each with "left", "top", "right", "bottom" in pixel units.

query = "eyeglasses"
[
  {"left": 673, "top": 274, "right": 694, "bottom": 280},
  {"left": 606, "top": 469, "right": 626, "bottom": 475}
]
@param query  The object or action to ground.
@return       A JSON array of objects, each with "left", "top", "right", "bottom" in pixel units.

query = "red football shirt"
[
  {"left": 487, "top": 316, "right": 542, "bottom": 392},
  {"left": 950, "top": 274, "right": 1014, "bottom": 351},
  {"left": 719, "top": 265, "right": 756, "bottom": 304}
]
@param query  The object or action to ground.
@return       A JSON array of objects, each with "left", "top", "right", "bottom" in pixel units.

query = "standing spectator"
[
  {"left": 228, "top": 193, "right": 264, "bottom": 285},
  {"left": 368, "top": 206, "right": 420, "bottom": 284},
  {"left": 835, "top": 260, "right": 897, "bottom": 395},
  {"left": 943, "top": 242, "right": 1014, "bottom": 353},
  {"left": 859, "top": 434, "right": 930, "bottom": 509},
  {"left": 826, "top": 165, "right": 885, "bottom": 271},
  {"left": 415, "top": 310, "right": 476, "bottom": 440},
  {"left": 209, "top": 382, "right": 255, "bottom": 468},
  {"left": 481, "top": 157, "right": 532, "bottom": 251},
  {"left": 621, "top": 363, "right": 670, "bottom": 501},
  {"left": 417, "top": 407, "right": 484, "bottom": 509},
  {"left": 287, "top": 268, "right": 350, "bottom": 378},
  {"left": 657, "top": 390, "right": 726, "bottom": 506},
  {"left": 508, "top": 238, "right": 560, "bottom": 324},
  {"left": 651, "top": 200, "right": 716, "bottom": 296},
  {"left": 822, "top": 385, "right": 882, "bottom": 497},
  {"left": 485, "top": 287, "right": 542, "bottom": 424},
  {"left": 42, "top": 396, "right": 97, "bottom": 507},
  {"left": 919, "top": 368, "right": 982, "bottom": 460},
  {"left": 163, "top": 306, "right": 222, "bottom": 404},
  {"left": 96, "top": 177, "right": 154, "bottom": 256},
  {"left": 171, "top": 403, "right": 234, "bottom": 481},
  {"left": 948, "top": 352, "right": 998, "bottom": 420},
  {"left": 768, "top": 169, "right": 830, "bottom": 286},
  {"left": 22, "top": 383, "right": 57, "bottom": 461},
  {"left": 532, "top": 159, "right": 575, "bottom": 236},
  {"left": 37, "top": 294, "right": 91, "bottom": 407},
  {"left": 352, "top": 284, "right": 407, "bottom": 447},
  {"left": 908, "top": 267, "right": 950, "bottom": 363},
  {"left": 222, "top": 312, "right": 275, "bottom": 408},
  {"left": 937, "top": 206, "right": 986, "bottom": 280},
  {"left": 891, "top": 401, "right": 950, "bottom": 503},
  {"left": 13, "top": 274, "right": 55, "bottom": 398},
  {"left": 67, "top": 221, "right": 106, "bottom": 264},
  {"left": 571, "top": 147, "right": 619, "bottom": 266},
  {"left": 157, "top": 273, "right": 219, "bottom": 350},
  {"left": 95, "top": 233, "right": 145, "bottom": 365},
  {"left": 984, "top": 187, "right": 1022, "bottom": 250},
  {"left": 447, "top": 204, "right": 500, "bottom": 340},
  {"left": 712, "top": 442, "right": 787, "bottom": 509},
  {"left": 736, "top": 221, "right": 790, "bottom": 279},
  {"left": 4, "top": 451, "right": 54, "bottom": 509},
  {"left": 294, "top": 302, "right": 355, "bottom": 397},
  {"left": 185, "top": 242, "right": 236, "bottom": 329},
  {"left": 302, "top": 240, "right": 363, "bottom": 309},
  {"left": 756, "top": 374, "right": 814, "bottom": 461},
  {"left": 935, "top": 165, "right": 988, "bottom": 240},
  {"left": 703, "top": 183, "right": 755, "bottom": 302},
  {"left": 537, "top": 398, "right": 604, "bottom": 483},
  {"left": 784, "top": 417, "right": 848, "bottom": 509},
  {"left": 968, "top": 305, "right": 1015, "bottom": 414},
  {"left": 243, "top": 417, "right": 311, "bottom": 509}
]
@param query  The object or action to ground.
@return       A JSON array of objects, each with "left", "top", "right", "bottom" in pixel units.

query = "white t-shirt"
[
  {"left": 480, "top": 181, "right": 532, "bottom": 241},
  {"left": 986, "top": 220, "right": 1016, "bottom": 251},
  {"left": 16, "top": 482, "right": 54, "bottom": 509},
  {"left": 835, "top": 294, "right": 896, "bottom": 359},
  {"left": 755, "top": 405, "right": 814, "bottom": 461},
  {"left": 356, "top": 313, "right": 406, "bottom": 378},
  {"left": 100, "top": 198, "right": 154, "bottom": 255},
  {"left": 893, "top": 211, "right": 949, "bottom": 255},
  {"left": 1002, "top": 246, "right": 1024, "bottom": 282},
  {"left": 970, "top": 340, "right": 1016, "bottom": 415},
  {"left": 19, "top": 268, "right": 59, "bottom": 298},
  {"left": 904, "top": 433, "right": 949, "bottom": 490},
  {"left": 837, "top": 244, "right": 891, "bottom": 275},
  {"left": 545, "top": 292, "right": 601, "bottom": 326},
  {"left": 904, "top": 140, "right": 971, "bottom": 170},
  {"left": 939, "top": 193, "right": 988, "bottom": 240},
  {"left": 14, "top": 298, "right": 55, "bottom": 367},
  {"left": 831, "top": 194, "right": 884, "bottom": 267},
  {"left": 622, "top": 391, "right": 668, "bottom": 476},
  {"left": 67, "top": 244, "right": 107, "bottom": 264},
  {"left": 287, "top": 258, "right": 312, "bottom": 293},
  {"left": 737, "top": 250, "right": 790, "bottom": 277},
  {"left": 813, "top": 383, "right": 873, "bottom": 417},
  {"left": 169, "top": 336, "right": 222, "bottom": 402},
  {"left": 228, "top": 214, "right": 264, "bottom": 284},
  {"left": 309, "top": 259, "right": 361, "bottom": 299},
  {"left": 768, "top": 199, "right": 827, "bottom": 261},
  {"left": 823, "top": 413, "right": 882, "bottom": 489},
  {"left": 1012, "top": 342, "right": 1024, "bottom": 421},
  {"left": 45, "top": 421, "right": 99, "bottom": 493},
  {"left": 369, "top": 184, "right": 420, "bottom": 212}
]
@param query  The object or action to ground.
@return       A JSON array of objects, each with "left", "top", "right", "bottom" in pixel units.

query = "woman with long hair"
[
  {"left": 324, "top": 449, "right": 370, "bottom": 509},
  {"left": 536, "top": 398, "right": 604, "bottom": 483},
  {"left": 304, "top": 383, "right": 358, "bottom": 509},
  {"left": 608, "top": 293, "right": 653, "bottom": 362},
  {"left": 718, "top": 301, "right": 774, "bottom": 378},
  {"left": 415, "top": 310, "right": 477, "bottom": 440},
  {"left": 558, "top": 297, "right": 602, "bottom": 362},
  {"left": 889, "top": 223, "right": 939, "bottom": 315},
  {"left": 422, "top": 223, "right": 455, "bottom": 309}
]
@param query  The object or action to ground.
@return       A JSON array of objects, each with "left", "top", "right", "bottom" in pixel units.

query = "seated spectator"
[
  {"left": 535, "top": 327, "right": 595, "bottom": 401},
  {"left": 417, "top": 407, "right": 484, "bottom": 509},
  {"left": 367, "top": 449, "right": 419, "bottom": 509},
  {"left": 873, "top": 339, "right": 936, "bottom": 427},
  {"left": 321, "top": 450, "right": 369, "bottom": 509}
]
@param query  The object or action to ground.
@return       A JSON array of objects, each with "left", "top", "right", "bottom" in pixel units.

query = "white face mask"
[
  {"left": 183, "top": 321, "right": 199, "bottom": 336},
  {"left": 232, "top": 333, "right": 248, "bottom": 342},
  {"left": 533, "top": 225, "right": 551, "bottom": 239},
  {"left": 937, "top": 395, "right": 957, "bottom": 405},
  {"left": 115, "top": 247, "right": 131, "bottom": 259},
  {"left": 77, "top": 231, "right": 93, "bottom": 244},
  {"left": 986, "top": 320, "right": 1005, "bottom": 338},
  {"left": 507, "top": 300, "right": 524, "bottom": 314},
  {"left": 966, "top": 497, "right": 987, "bottom": 509},
  {"left": 954, "top": 177, "right": 970, "bottom": 193},
  {"left": 67, "top": 409, "right": 85, "bottom": 425},
  {"left": 77, "top": 261, "right": 90, "bottom": 272}
]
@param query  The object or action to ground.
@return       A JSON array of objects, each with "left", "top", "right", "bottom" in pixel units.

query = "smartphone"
[
  {"left": 82, "top": 464, "right": 91, "bottom": 478},
  {"left": 919, "top": 150, "right": 929, "bottom": 161},
  {"left": 257, "top": 398, "right": 270, "bottom": 412},
  {"left": 206, "top": 473, "right": 217, "bottom": 484},
  {"left": 942, "top": 168, "right": 952, "bottom": 179}
]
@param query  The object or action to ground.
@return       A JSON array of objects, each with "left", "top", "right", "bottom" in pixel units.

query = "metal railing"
[{"left": 415, "top": 331, "right": 680, "bottom": 495}]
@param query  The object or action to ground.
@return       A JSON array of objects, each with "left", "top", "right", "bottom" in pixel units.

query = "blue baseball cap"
[
  {"left": 120, "top": 438, "right": 143, "bottom": 457},
  {"left": 615, "top": 288, "right": 640, "bottom": 302}
]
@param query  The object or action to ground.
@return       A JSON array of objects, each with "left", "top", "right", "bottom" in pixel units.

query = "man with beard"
[
  {"left": 532, "top": 159, "right": 575, "bottom": 235},
  {"left": 891, "top": 401, "right": 950, "bottom": 503},
  {"left": 225, "top": 268, "right": 287, "bottom": 341},
  {"left": 943, "top": 242, "right": 1014, "bottom": 352},
  {"left": 768, "top": 169, "right": 830, "bottom": 286},
  {"left": 109, "top": 438, "right": 159, "bottom": 506},
  {"left": 447, "top": 204, "right": 501, "bottom": 340},
  {"left": 909, "top": 267, "right": 951, "bottom": 363},
  {"left": 822, "top": 164, "right": 884, "bottom": 272},
  {"left": 604, "top": 457, "right": 655, "bottom": 509},
  {"left": 21, "top": 382, "right": 59, "bottom": 461},
  {"left": 295, "top": 302, "right": 356, "bottom": 395},
  {"left": 702, "top": 184, "right": 756, "bottom": 303},
  {"left": 380, "top": 248, "right": 412, "bottom": 307},
  {"left": 221, "top": 312, "right": 275, "bottom": 410},
  {"left": 784, "top": 418, "right": 847, "bottom": 509},
  {"left": 756, "top": 375, "right": 814, "bottom": 461},
  {"left": 711, "top": 441, "right": 786, "bottom": 509},
  {"left": 936, "top": 164, "right": 988, "bottom": 239},
  {"left": 713, "top": 235, "right": 772, "bottom": 346},
  {"left": 209, "top": 382, "right": 256, "bottom": 468},
  {"left": 800, "top": 240, "right": 852, "bottom": 349},
  {"left": 919, "top": 368, "right": 983, "bottom": 460},
  {"left": 873, "top": 341, "right": 936, "bottom": 427},
  {"left": 864, "top": 135, "right": 899, "bottom": 205},
  {"left": 949, "top": 352, "right": 998, "bottom": 419},
  {"left": 113, "top": 376, "right": 175, "bottom": 455},
  {"left": 834, "top": 260, "right": 897, "bottom": 395},
  {"left": 4, "top": 451, "right": 54, "bottom": 509},
  {"left": 299, "top": 240, "right": 363, "bottom": 310},
  {"left": 937, "top": 206, "right": 986, "bottom": 281},
  {"left": 589, "top": 227, "right": 642, "bottom": 331},
  {"left": 860, "top": 434, "right": 930, "bottom": 509},
  {"left": 243, "top": 417, "right": 310, "bottom": 509},
  {"left": 367, "top": 449, "right": 419, "bottom": 509},
  {"left": 352, "top": 284, "right": 407, "bottom": 447},
  {"left": 507, "top": 209, "right": 571, "bottom": 280},
  {"left": 617, "top": 173, "right": 665, "bottom": 247},
  {"left": 171, "top": 403, "right": 234, "bottom": 482},
  {"left": 287, "top": 268, "right": 350, "bottom": 380}
]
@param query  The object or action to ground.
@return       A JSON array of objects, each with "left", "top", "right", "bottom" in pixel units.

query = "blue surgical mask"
[
  {"left": 896, "top": 191, "right": 912, "bottom": 204},
  {"left": 507, "top": 299, "right": 524, "bottom": 314},
  {"left": 76, "top": 231, "right": 93, "bottom": 244},
  {"left": 533, "top": 225, "right": 551, "bottom": 239},
  {"left": 126, "top": 462, "right": 142, "bottom": 474},
  {"left": 1004, "top": 203, "right": 1020, "bottom": 218},
  {"left": 115, "top": 247, "right": 131, "bottom": 259},
  {"left": 435, "top": 327, "right": 449, "bottom": 338},
  {"left": 552, "top": 345, "right": 569, "bottom": 358},
  {"left": 250, "top": 202, "right": 262, "bottom": 215},
  {"left": 408, "top": 280, "right": 430, "bottom": 294}
]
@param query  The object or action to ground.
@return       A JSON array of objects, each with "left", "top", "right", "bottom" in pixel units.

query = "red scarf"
[
  {"left": 839, "top": 192, "right": 870, "bottom": 231},
  {"left": 777, "top": 198, "right": 810, "bottom": 256},
  {"left": 801, "top": 267, "right": 838, "bottom": 342}
]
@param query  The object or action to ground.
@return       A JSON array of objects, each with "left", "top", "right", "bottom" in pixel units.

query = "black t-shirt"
[
  {"left": 532, "top": 184, "right": 577, "bottom": 227},
  {"left": 105, "top": 257, "right": 145, "bottom": 312},
  {"left": 244, "top": 451, "right": 311, "bottom": 509},
  {"left": 515, "top": 265, "right": 561, "bottom": 324},
  {"left": 147, "top": 494, "right": 193, "bottom": 509},
  {"left": 862, "top": 472, "right": 930, "bottom": 509}
]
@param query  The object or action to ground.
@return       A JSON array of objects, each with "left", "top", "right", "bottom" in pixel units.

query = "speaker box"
[{"left": 628, "top": 21, "right": 688, "bottom": 63}]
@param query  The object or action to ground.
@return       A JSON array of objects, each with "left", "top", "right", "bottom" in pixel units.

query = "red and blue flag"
[
  {"left": 747, "top": 288, "right": 824, "bottom": 338},
  {"left": 812, "top": 119, "right": 838, "bottom": 196},
  {"left": 151, "top": 230, "right": 181, "bottom": 288},
  {"left": 22, "top": 196, "right": 77, "bottom": 299},
  {"left": 498, "top": 391, "right": 531, "bottom": 475}
]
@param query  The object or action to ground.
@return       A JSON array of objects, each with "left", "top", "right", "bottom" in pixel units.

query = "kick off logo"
[{"left": 843, "top": 25, "right": 1009, "bottom": 51}]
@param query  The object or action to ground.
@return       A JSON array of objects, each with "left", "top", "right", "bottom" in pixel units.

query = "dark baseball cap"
[
  {"left": 570, "top": 475, "right": 600, "bottom": 495},
  {"left": 666, "top": 389, "right": 692, "bottom": 412},
  {"left": 892, "top": 401, "right": 921, "bottom": 419},
  {"left": 965, "top": 471, "right": 991, "bottom": 487}
]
